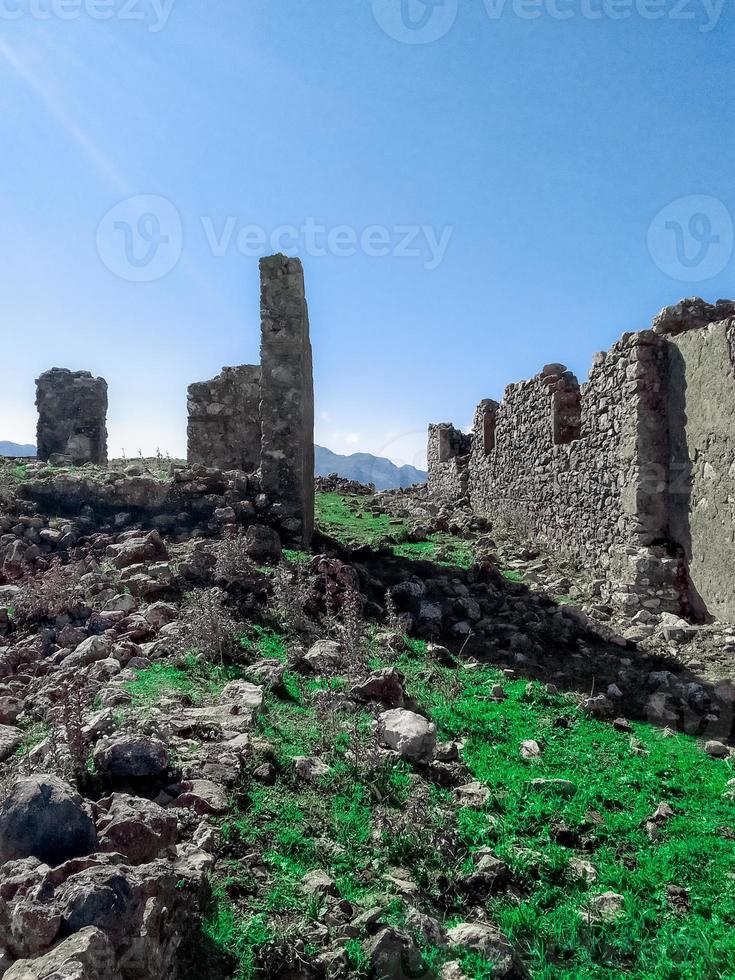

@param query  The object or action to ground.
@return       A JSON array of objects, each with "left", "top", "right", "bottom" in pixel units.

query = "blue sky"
[{"left": 0, "top": 0, "right": 732, "bottom": 468}]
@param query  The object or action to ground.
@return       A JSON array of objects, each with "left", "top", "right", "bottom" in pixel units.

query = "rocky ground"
[{"left": 0, "top": 462, "right": 733, "bottom": 979}]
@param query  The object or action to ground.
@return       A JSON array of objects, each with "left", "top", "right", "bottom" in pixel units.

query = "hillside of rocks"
[{"left": 0, "top": 459, "right": 733, "bottom": 979}]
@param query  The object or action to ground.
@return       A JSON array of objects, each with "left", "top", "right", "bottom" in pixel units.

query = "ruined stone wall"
[
  {"left": 259, "top": 255, "right": 315, "bottom": 547},
  {"left": 427, "top": 424, "right": 471, "bottom": 503},
  {"left": 185, "top": 254, "right": 315, "bottom": 548},
  {"left": 429, "top": 298, "right": 735, "bottom": 621},
  {"left": 662, "top": 314, "right": 735, "bottom": 622},
  {"left": 187, "top": 365, "right": 261, "bottom": 472},
  {"left": 464, "top": 334, "right": 672, "bottom": 582},
  {"left": 36, "top": 369, "right": 108, "bottom": 465}
]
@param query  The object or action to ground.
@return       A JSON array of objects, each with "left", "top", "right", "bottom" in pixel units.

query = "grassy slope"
[
  {"left": 316, "top": 492, "right": 475, "bottom": 568},
  {"left": 173, "top": 493, "right": 735, "bottom": 978},
  {"left": 192, "top": 638, "right": 735, "bottom": 979}
]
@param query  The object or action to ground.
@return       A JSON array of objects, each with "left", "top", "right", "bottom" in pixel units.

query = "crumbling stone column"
[
  {"left": 427, "top": 423, "right": 471, "bottom": 501},
  {"left": 259, "top": 254, "right": 315, "bottom": 546},
  {"left": 544, "top": 367, "right": 582, "bottom": 446},
  {"left": 187, "top": 365, "right": 261, "bottom": 472},
  {"left": 36, "top": 369, "right": 108, "bottom": 465}
]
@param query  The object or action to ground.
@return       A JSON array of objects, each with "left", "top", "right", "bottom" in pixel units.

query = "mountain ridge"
[{"left": 0, "top": 442, "right": 427, "bottom": 490}]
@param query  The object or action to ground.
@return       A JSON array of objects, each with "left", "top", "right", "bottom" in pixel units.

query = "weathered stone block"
[
  {"left": 259, "top": 254, "right": 315, "bottom": 547},
  {"left": 187, "top": 364, "right": 261, "bottom": 472},
  {"left": 36, "top": 368, "right": 107, "bottom": 465}
]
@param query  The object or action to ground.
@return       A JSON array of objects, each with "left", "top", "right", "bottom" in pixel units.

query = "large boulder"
[
  {"left": 107, "top": 532, "right": 168, "bottom": 570},
  {"left": 0, "top": 775, "right": 99, "bottom": 866},
  {"left": 93, "top": 735, "right": 169, "bottom": 780},
  {"left": 362, "top": 927, "right": 423, "bottom": 980},
  {"left": 351, "top": 668, "right": 406, "bottom": 707},
  {"left": 447, "top": 923, "right": 518, "bottom": 976},
  {"left": 0, "top": 852, "right": 204, "bottom": 974},
  {"left": 96, "top": 794, "right": 177, "bottom": 864},
  {"left": 244, "top": 525, "right": 282, "bottom": 563},
  {"left": 0, "top": 725, "right": 22, "bottom": 762},
  {"left": 377, "top": 708, "right": 436, "bottom": 764},
  {"left": 4, "top": 927, "right": 117, "bottom": 980},
  {"left": 304, "top": 639, "right": 343, "bottom": 672}
]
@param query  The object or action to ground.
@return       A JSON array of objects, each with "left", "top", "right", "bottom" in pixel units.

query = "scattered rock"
[
  {"left": 169, "top": 779, "right": 229, "bottom": 816},
  {"left": 583, "top": 891, "right": 625, "bottom": 923},
  {"left": 350, "top": 668, "right": 406, "bottom": 707},
  {"left": 0, "top": 774, "right": 99, "bottom": 866},
  {"left": 362, "top": 927, "right": 423, "bottom": 980},
  {"left": 293, "top": 756, "right": 331, "bottom": 783},
  {"left": 0, "top": 724, "right": 22, "bottom": 762},
  {"left": 96, "top": 794, "right": 177, "bottom": 863},
  {"left": 4, "top": 927, "right": 117, "bottom": 980},
  {"left": 447, "top": 923, "right": 518, "bottom": 976},
  {"left": 302, "top": 870, "right": 337, "bottom": 898},
  {"left": 520, "top": 739, "right": 542, "bottom": 759},
  {"left": 244, "top": 525, "right": 282, "bottom": 563},
  {"left": 454, "top": 781, "right": 490, "bottom": 807},
  {"left": 377, "top": 708, "right": 436, "bottom": 764},
  {"left": 704, "top": 740, "right": 730, "bottom": 759},
  {"left": 93, "top": 735, "right": 169, "bottom": 779},
  {"left": 304, "top": 639, "right": 343, "bottom": 672}
]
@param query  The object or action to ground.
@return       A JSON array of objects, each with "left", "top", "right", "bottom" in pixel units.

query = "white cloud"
[{"left": 345, "top": 433, "right": 360, "bottom": 445}]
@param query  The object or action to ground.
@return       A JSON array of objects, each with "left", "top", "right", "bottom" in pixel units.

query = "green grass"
[
  {"left": 501, "top": 568, "right": 526, "bottom": 583},
  {"left": 179, "top": 546, "right": 735, "bottom": 980},
  {"left": 316, "top": 493, "right": 474, "bottom": 568},
  {"left": 124, "top": 654, "right": 242, "bottom": 706},
  {"left": 373, "top": 641, "right": 735, "bottom": 979},
  {"left": 282, "top": 549, "right": 311, "bottom": 564},
  {"left": 239, "top": 625, "right": 288, "bottom": 663},
  {"left": 392, "top": 533, "right": 475, "bottom": 569},
  {"left": 203, "top": 674, "right": 451, "bottom": 978},
  {"left": 202, "top": 638, "right": 735, "bottom": 979},
  {"left": 15, "top": 720, "right": 50, "bottom": 756},
  {"left": 316, "top": 492, "right": 410, "bottom": 548}
]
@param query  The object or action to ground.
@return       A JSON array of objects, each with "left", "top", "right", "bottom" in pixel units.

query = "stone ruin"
[
  {"left": 25, "top": 254, "right": 315, "bottom": 547},
  {"left": 429, "top": 297, "right": 735, "bottom": 624},
  {"left": 36, "top": 368, "right": 108, "bottom": 466},
  {"left": 187, "top": 254, "right": 315, "bottom": 546}
]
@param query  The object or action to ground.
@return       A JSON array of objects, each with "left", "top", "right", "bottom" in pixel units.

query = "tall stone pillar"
[
  {"left": 36, "top": 368, "right": 108, "bottom": 465},
  {"left": 259, "top": 254, "right": 315, "bottom": 546}
]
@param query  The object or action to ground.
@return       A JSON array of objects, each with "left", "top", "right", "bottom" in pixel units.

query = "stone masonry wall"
[
  {"left": 36, "top": 369, "right": 108, "bottom": 466},
  {"left": 185, "top": 254, "right": 315, "bottom": 548},
  {"left": 429, "top": 298, "right": 735, "bottom": 622},
  {"left": 427, "top": 424, "right": 471, "bottom": 503},
  {"left": 187, "top": 365, "right": 261, "bottom": 472},
  {"left": 660, "top": 309, "right": 735, "bottom": 622},
  {"left": 259, "top": 254, "right": 315, "bottom": 547}
]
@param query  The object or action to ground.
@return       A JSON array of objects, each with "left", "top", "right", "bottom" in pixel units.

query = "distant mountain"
[
  {"left": 0, "top": 440, "right": 427, "bottom": 490},
  {"left": 0, "top": 442, "right": 36, "bottom": 457},
  {"left": 315, "top": 445, "right": 426, "bottom": 491}
]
